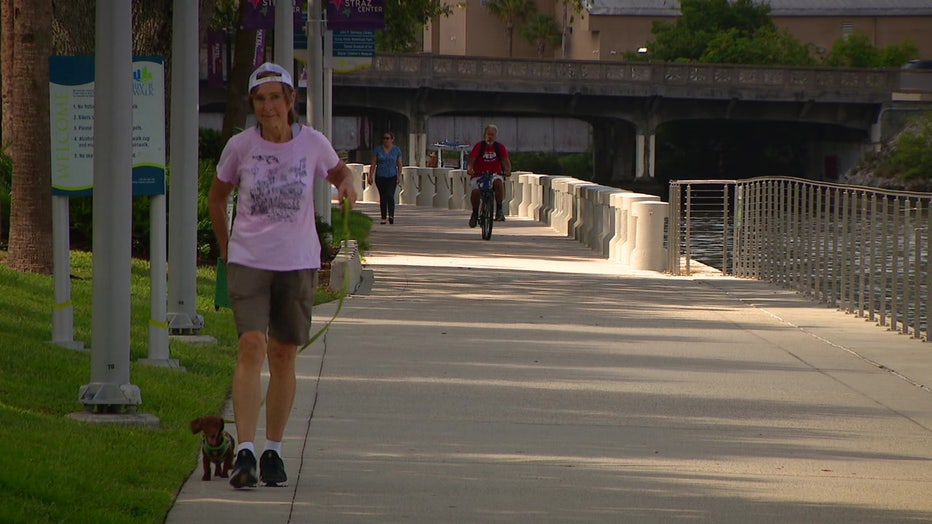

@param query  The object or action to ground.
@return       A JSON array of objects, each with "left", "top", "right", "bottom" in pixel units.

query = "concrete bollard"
[
  {"left": 399, "top": 166, "right": 418, "bottom": 205},
  {"left": 528, "top": 174, "right": 545, "bottom": 221},
  {"left": 416, "top": 167, "right": 434, "bottom": 207},
  {"left": 510, "top": 171, "right": 529, "bottom": 217},
  {"left": 432, "top": 168, "right": 452, "bottom": 208},
  {"left": 570, "top": 181, "right": 596, "bottom": 243},
  {"left": 517, "top": 173, "right": 532, "bottom": 218},
  {"left": 362, "top": 165, "right": 378, "bottom": 203},
  {"left": 449, "top": 169, "right": 467, "bottom": 210},
  {"left": 595, "top": 187, "right": 623, "bottom": 257},
  {"left": 550, "top": 177, "right": 573, "bottom": 236},
  {"left": 347, "top": 163, "right": 365, "bottom": 203},
  {"left": 630, "top": 201, "right": 669, "bottom": 272},
  {"left": 617, "top": 193, "right": 660, "bottom": 264},
  {"left": 502, "top": 174, "right": 513, "bottom": 216},
  {"left": 607, "top": 192, "right": 637, "bottom": 261},
  {"left": 581, "top": 185, "right": 600, "bottom": 249},
  {"left": 539, "top": 175, "right": 566, "bottom": 225}
]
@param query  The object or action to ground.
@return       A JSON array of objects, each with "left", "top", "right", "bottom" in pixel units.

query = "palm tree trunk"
[{"left": 6, "top": 0, "right": 53, "bottom": 273}]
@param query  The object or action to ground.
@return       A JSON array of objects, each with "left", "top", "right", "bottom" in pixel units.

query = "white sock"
[
  {"left": 236, "top": 441, "right": 255, "bottom": 456},
  {"left": 264, "top": 440, "right": 283, "bottom": 457}
]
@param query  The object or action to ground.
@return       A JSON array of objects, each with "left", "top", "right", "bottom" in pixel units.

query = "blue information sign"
[{"left": 331, "top": 30, "right": 375, "bottom": 58}]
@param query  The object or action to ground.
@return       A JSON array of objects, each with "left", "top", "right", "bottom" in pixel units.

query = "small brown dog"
[{"left": 190, "top": 416, "right": 236, "bottom": 481}]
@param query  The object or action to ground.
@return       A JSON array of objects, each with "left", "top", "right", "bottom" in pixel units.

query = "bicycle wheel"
[{"left": 480, "top": 192, "right": 494, "bottom": 240}]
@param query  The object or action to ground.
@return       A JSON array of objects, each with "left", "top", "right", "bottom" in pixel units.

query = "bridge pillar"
[
  {"left": 409, "top": 132, "right": 427, "bottom": 167},
  {"left": 636, "top": 130, "right": 655, "bottom": 179},
  {"left": 592, "top": 119, "right": 636, "bottom": 185}
]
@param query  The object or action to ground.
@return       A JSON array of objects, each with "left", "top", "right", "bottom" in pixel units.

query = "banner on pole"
[
  {"left": 207, "top": 29, "right": 225, "bottom": 88},
  {"left": 49, "top": 56, "right": 166, "bottom": 196},
  {"left": 244, "top": 0, "right": 305, "bottom": 30},
  {"left": 326, "top": 0, "right": 385, "bottom": 31}
]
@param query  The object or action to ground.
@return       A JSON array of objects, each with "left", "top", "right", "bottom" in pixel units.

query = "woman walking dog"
[{"left": 208, "top": 62, "right": 357, "bottom": 489}]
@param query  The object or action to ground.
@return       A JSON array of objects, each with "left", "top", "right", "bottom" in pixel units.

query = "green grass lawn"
[{"left": 0, "top": 209, "right": 371, "bottom": 524}]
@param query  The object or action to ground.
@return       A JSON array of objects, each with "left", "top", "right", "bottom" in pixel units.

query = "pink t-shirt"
[{"left": 216, "top": 125, "right": 339, "bottom": 271}]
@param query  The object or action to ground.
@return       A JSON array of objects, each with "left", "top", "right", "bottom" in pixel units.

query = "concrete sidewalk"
[{"left": 167, "top": 202, "right": 932, "bottom": 524}]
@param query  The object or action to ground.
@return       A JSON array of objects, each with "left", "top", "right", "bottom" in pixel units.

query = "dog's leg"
[
  {"left": 201, "top": 453, "right": 212, "bottom": 481},
  {"left": 220, "top": 454, "right": 232, "bottom": 478}
]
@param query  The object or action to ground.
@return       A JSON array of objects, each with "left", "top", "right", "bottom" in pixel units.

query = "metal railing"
[{"left": 669, "top": 177, "right": 931, "bottom": 341}]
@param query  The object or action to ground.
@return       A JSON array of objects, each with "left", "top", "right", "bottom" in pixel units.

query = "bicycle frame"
[{"left": 476, "top": 172, "right": 495, "bottom": 240}]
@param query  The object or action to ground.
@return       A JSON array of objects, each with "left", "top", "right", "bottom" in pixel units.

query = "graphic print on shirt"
[{"left": 247, "top": 155, "right": 308, "bottom": 222}]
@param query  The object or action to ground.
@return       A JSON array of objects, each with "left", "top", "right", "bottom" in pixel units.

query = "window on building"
[{"left": 841, "top": 22, "right": 854, "bottom": 40}]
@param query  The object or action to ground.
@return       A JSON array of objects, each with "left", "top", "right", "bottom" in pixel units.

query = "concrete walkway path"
[{"left": 167, "top": 203, "right": 932, "bottom": 523}]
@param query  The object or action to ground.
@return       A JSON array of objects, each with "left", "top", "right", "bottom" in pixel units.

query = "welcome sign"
[{"left": 49, "top": 56, "right": 166, "bottom": 196}]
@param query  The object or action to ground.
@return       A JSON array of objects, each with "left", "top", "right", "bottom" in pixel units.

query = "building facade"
[{"left": 424, "top": 0, "right": 932, "bottom": 62}]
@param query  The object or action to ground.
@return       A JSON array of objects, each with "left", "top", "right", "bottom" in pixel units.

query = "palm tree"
[
  {"left": 3, "top": 0, "right": 54, "bottom": 273},
  {"left": 485, "top": 0, "right": 536, "bottom": 57},
  {"left": 521, "top": 13, "right": 561, "bottom": 58}
]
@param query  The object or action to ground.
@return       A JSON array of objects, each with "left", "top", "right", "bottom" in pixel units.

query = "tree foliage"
[
  {"left": 822, "top": 31, "right": 918, "bottom": 68},
  {"left": 875, "top": 112, "right": 932, "bottom": 184},
  {"left": 702, "top": 25, "right": 816, "bottom": 66},
  {"left": 485, "top": 0, "right": 537, "bottom": 57},
  {"left": 377, "top": 0, "right": 452, "bottom": 52},
  {"left": 521, "top": 13, "right": 561, "bottom": 58},
  {"left": 648, "top": 0, "right": 773, "bottom": 62}
]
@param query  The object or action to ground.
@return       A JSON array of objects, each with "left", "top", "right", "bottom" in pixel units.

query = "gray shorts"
[{"left": 226, "top": 263, "right": 316, "bottom": 345}]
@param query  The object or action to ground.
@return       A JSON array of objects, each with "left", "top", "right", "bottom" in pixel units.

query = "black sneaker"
[
  {"left": 229, "top": 449, "right": 258, "bottom": 489},
  {"left": 495, "top": 211, "right": 505, "bottom": 222},
  {"left": 259, "top": 450, "right": 288, "bottom": 486},
  {"left": 468, "top": 211, "right": 478, "bottom": 228}
]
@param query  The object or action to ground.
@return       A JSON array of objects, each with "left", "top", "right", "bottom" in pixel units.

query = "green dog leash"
[{"left": 301, "top": 197, "right": 353, "bottom": 351}]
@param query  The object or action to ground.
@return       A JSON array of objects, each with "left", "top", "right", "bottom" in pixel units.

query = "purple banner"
[
  {"left": 207, "top": 29, "right": 225, "bottom": 89},
  {"left": 244, "top": 0, "right": 304, "bottom": 30},
  {"left": 254, "top": 29, "right": 267, "bottom": 67},
  {"left": 326, "top": 0, "right": 386, "bottom": 31},
  {"left": 243, "top": 0, "right": 273, "bottom": 30}
]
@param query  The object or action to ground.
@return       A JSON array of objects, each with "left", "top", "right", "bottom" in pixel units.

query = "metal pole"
[
  {"left": 166, "top": 0, "right": 204, "bottom": 335},
  {"left": 275, "top": 0, "right": 295, "bottom": 77},
  {"left": 308, "top": 0, "right": 331, "bottom": 223},
  {"left": 52, "top": 195, "right": 83, "bottom": 350},
  {"left": 141, "top": 193, "right": 182, "bottom": 368},
  {"left": 79, "top": 0, "right": 140, "bottom": 413}
]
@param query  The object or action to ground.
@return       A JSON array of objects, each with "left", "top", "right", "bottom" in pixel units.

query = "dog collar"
[{"left": 203, "top": 433, "right": 232, "bottom": 457}]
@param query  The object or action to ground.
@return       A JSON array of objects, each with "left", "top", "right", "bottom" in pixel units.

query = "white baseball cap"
[{"left": 248, "top": 62, "right": 294, "bottom": 92}]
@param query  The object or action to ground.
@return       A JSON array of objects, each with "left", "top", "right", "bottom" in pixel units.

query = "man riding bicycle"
[{"left": 466, "top": 124, "right": 512, "bottom": 227}]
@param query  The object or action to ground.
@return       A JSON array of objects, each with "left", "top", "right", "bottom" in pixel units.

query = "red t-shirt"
[{"left": 469, "top": 141, "right": 509, "bottom": 178}]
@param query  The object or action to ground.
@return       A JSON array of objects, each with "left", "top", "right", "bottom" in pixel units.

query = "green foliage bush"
[
  {"left": 875, "top": 112, "right": 932, "bottom": 183},
  {"left": 510, "top": 151, "right": 593, "bottom": 180}
]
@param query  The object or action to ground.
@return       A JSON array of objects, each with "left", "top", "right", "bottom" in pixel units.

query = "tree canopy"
[
  {"left": 626, "top": 0, "right": 916, "bottom": 67},
  {"left": 377, "top": 0, "right": 452, "bottom": 53}
]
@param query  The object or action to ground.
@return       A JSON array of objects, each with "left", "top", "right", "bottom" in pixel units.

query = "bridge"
[{"left": 333, "top": 54, "right": 932, "bottom": 185}]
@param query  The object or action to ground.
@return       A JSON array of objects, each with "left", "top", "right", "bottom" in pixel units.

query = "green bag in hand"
[{"left": 214, "top": 257, "right": 230, "bottom": 311}]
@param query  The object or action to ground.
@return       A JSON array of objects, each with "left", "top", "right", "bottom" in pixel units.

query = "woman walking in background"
[{"left": 368, "top": 131, "right": 403, "bottom": 224}]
